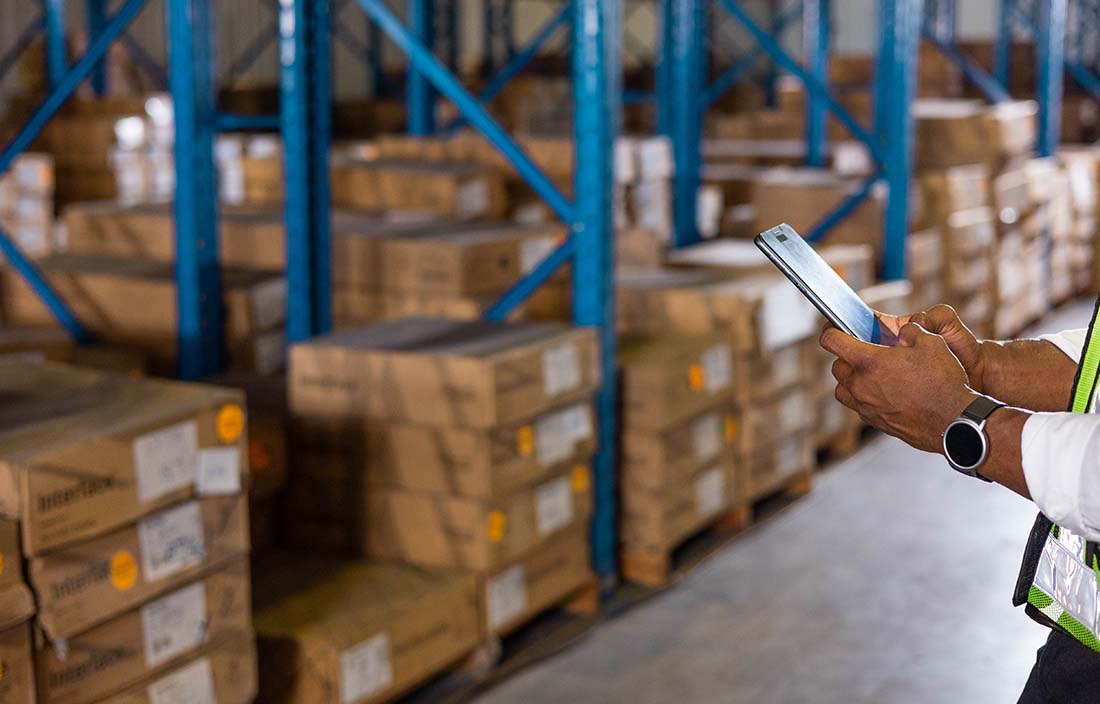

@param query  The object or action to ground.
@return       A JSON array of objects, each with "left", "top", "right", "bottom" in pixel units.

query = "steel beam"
[
  {"left": 665, "top": 0, "right": 705, "bottom": 247},
  {"left": 167, "top": 0, "right": 224, "bottom": 378},
  {"left": 876, "top": 0, "right": 922, "bottom": 280},
  {"left": 1035, "top": 0, "right": 1066, "bottom": 156},
  {"left": 43, "top": 0, "right": 67, "bottom": 89},
  {"left": 486, "top": 239, "right": 574, "bottom": 321},
  {"left": 0, "top": 15, "right": 46, "bottom": 85},
  {"left": 572, "top": 0, "right": 621, "bottom": 588},
  {"left": 804, "top": 0, "right": 830, "bottom": 167},
  {"left": 407, "top": 0, "right": 437, "bottom": 134},
  {"left": 995, "top": 0, "right": 1013, "bottom": 88},
  {"left": 87, "top": 0, "right": 108, "bottom": 94},
  {"left": 120, "top": 32, "right": 167, "bottom": 87},
  {"left": 281, "top": 0, "right": 333, "bottom": 341},
  {"left": 763, "top": 0, "right": 781, "bottom": 106}
]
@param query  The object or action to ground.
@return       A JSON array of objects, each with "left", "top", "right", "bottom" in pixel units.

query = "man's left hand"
[{"left": 821, "top": 322, "right": 978, "bottom": 453}]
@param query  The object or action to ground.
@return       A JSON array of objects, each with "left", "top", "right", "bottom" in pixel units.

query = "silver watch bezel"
[{"left": 942, "top": 416, "right": 989, "bottom": 476}]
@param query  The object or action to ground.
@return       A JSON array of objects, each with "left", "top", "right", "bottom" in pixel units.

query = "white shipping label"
[
  {"left": 759, "top": 283, "right": 817, "bottom": 351},
  {"left": 138, "top": 502, "right": 206, "bottom": 583},
  {"left": 520, "top": 236, "right": 558, "bottom": 274},
  {"left": 134, "top": 420, "right": 199, "bottom": 504},
  {"left": 487, "top": 566, "right": 528, "bottom": 631},
  {"left": 141, "top": 582, "right": 208, "bottom": 667},
  {"left": 772, "top": 346, "right": 803, "bottom": 389},
  {"left": 694, "top": 467, "right": 727, "bottom": 518},
  {"left": 778, "top": 393, "right": 807, "bottom": 434},
  {"left": 543, "top": 343, "right": 581, "bottom": 396},
  {"left": 457, "top": 179, "right": 491, "bottom": 218},
  {"left": 251, "top": 278, "right": 288, "bottom": 331},
  {"left": 535, "top": 476, "right": 574, "bottom": 536},
  {"left": 340, "top": 633, "right": 394, "bottom": 704},
  {"left": 148, "top": 657, "right": 216, "bottom": 704},
  {"left": 692, "top": 413, "right": 723, "bottom": 462},
  {"left": 534, "top": 404, "right": 592, "bottom": 466},
  {"left": 197, "top": 447, "right": 242, "bottom": 496},
  {"left": 701, "top": 345, "right": 732, "bottom": 392}
]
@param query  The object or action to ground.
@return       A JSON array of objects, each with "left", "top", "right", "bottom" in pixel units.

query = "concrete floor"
[{"left": 475, "top": 300, "right": 1097, "bottom": 704}]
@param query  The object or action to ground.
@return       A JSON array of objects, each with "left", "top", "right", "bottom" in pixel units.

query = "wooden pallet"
[
  {"left": 620, "top": 504, "right": 752, "bottom": 589},
  {"left": 816, "top": 422, "right": 867, "bottom": 464}
]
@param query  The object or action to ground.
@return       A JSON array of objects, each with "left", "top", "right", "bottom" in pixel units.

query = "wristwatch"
[{"left": 942, "top": 396, "right": 1005, "bottom": 481}]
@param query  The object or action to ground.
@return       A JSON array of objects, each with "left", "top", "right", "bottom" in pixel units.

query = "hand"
[
  {"left": 873, "top": 311, "right": 911, "bottom": 346},
  {"left": 821, "top": 322, "right": 978, "bottom": 453},
  {"left": 907, "top": 305, "right": 988, "bottom": 392}
]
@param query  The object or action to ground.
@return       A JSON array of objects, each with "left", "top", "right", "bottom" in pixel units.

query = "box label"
[
  {"left": 535, "top": 476, "right": 574, "bottom": 536},
  {"left": 141, "top": 582, "right": 208, "bottom": 667},
  {"left": 197, "top": 447, "right": 242, "bottom": 496},
  {"left": 487, "top": 566, "right": 528, "bottom": 631},
  {"left": 772, "top": 345, "right": 803, "bottom": 390},
  {"left": 138, "top": 502, "right": 206, "bottom": 583},
  {"left": 778, "top": 393, "right": 807, "bottom": 435},
  {"left": 148, "top": 657, "right": 216, "bottom": 704},
  {"left": 691, "top": 413, "right": 723, "bottom": 462},
  {"left": 457, "top": 179, "right": 490, "bottom": 218},
  {"left": 694, "top": 467, "right": 727, "bottom": 519},
  {"left": 701, "top": 345, "right": 732, "bottom": 393},
  {"left": 251, "top": 278, "right": 288, "bottom": 331},
  {"left": 520, "top": 237, "right": 557, "bottom": 274},
  {"left": 534, "top": 404, "right": 592, "bottom": 466},
  {"left": 543, "top": 343, "right": 581, "bottom": 397},
  {"left": 134, "top": 421, "right": 198, "bottom": 503},
  {"left": 340, "top": 633, "right": 394, "bottom": 704}
]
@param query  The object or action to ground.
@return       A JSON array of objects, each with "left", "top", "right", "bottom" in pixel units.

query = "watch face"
[{"left": 944, "top": 421, "right": 985, "bottom": 470}]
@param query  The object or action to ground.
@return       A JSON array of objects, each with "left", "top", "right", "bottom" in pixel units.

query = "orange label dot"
[
  {"left": 109, "top": 550, "right": 138, "bottom": 591},
  {"left": 571, "top": 466, "right": 590, "bottom": 492},
  {"left": 688, "top": 364, "right": 705, "bottom": 391},
  {"left": 487, "top": 512, "right": 507, "bottom": 543},
  {"left": 216, "top": 404, "right": 245, "bottom": 444},
  {"left": 516, "top": 426, "right": 535, "bottom": 456}
]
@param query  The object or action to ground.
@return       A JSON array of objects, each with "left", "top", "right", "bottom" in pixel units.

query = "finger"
[
  {"left": 835, "top": 384, "right": 857, "bottom": 410},
  {"left": 831, "top": 358, "right": 855, "bottom": 384},
  {"left": 897, "top": 321, "right": 928, "bottom": 348},
  {"left": 913, "top": 304, "right": 960, "bottom": 335},
  {"left": 820, "top": 327, "right": 879, "bottom": 366}
]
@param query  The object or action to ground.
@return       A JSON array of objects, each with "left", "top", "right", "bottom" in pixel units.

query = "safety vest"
[{"left": 1014, "top": 297, "right": 1100, "bottom": 653}]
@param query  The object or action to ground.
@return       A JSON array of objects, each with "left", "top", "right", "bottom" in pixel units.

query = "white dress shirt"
[{"left": 1021, "top": 329, "right": 1100, "bottom": 541}]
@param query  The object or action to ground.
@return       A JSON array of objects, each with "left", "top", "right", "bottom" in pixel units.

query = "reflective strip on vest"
[{"left": 1024, "top": 297, "right": 1100, "bottom": 653}]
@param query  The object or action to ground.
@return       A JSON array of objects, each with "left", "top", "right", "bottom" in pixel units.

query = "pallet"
[{"left": 816, "top": 422, "right": 871, "bottom": 465}]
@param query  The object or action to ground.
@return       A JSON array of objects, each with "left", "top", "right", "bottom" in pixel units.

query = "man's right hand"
[{"left": 908, "top": 305, "right": 988, "bottom": 393}]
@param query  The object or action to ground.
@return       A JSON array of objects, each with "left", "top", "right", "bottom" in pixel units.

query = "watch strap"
[{"left": 961, "top": 396, "right": 1005, "bottom": 424}]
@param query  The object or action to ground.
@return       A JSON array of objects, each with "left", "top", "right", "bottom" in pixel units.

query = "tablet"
[{"left": 755, "top": 223, "right": 885, "bottom": 344}]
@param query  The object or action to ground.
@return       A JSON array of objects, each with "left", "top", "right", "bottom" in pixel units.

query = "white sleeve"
[
  {"left": 1022, "top": 412, "right": 1100, "bottom": 542},
  {"left": 1038, "top": 328, "right": 1088, "bottom": 362}
]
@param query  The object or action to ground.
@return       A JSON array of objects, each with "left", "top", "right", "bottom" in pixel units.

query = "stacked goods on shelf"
[
  {"left": 0, "top": 254, "right": 288, "bottom": 375},
  {"left": 253, "top": 555, "right": 481, "bottom": 704},
  {"left": 617, "top": 334, "right": 739, "bottom": 585},
  {"left": 288, "top": 318, "right": 600, "bottom": 637},
  {"left": 0, "top": 362, "right": 256, "bottom": 704},
  {"left": 0, "top": 153, "right": 55, "bottom": 258},
  {"left": 617, "top": 264, "right": 820, "bottom": 503},
  {"left": 1060, "top": 147, "right": 1100, "bottom": 294},
  {"left": 906, "top": 227, "right": 945, "bottom": 312},
  {"left": 0, "top": 327, "right": 147, "bottom": 374},
  {"left": 0, "top": 516, "right": 36, "bottom": 703}
]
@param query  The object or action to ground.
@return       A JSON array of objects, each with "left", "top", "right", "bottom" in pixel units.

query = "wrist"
[{"left": 971, "top": 341, "right": 995, "bottom": 392}]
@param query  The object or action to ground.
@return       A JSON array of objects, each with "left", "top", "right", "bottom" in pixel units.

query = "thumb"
[
  {"left": 897, "top": 321, "right": 933, "bottom": 348},
  {"left": 820, "top": 326, "right": 878, "bottom": 366}
]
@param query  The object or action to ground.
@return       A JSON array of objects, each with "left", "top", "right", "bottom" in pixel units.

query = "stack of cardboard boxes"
[
  {"left": 1060, "top": 147, "right": 1100, "bottom": 295},
  {"left": 0, "top": 515, "right": 35, "bottom": 703},
  {"left": 0, "top": 153, "right": 55, "bottom": 258},
  {"left": 285, "top": 318, "right": 599, "bottom": 646},
  {"left": 618, "top": 333, "right": 738, "bottom": 585},
  {"left": 0, "top": 362, "right": 256, "bottom": 704}
]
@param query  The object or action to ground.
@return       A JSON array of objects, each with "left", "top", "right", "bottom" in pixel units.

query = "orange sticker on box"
[
  {"left": 571, "top": 466, "right": 589, "bottom": 492},
  {"left": 487, "top": 512, "right": 506, "bottom": 543},
  {"left": 724, "top": 416, "right": 738, "bottom": 442},
  {"left": 110, "top": 550, "right": 138, "bottom": 591},
  {"left": 516, "top": 426, "right": 535, "bottom": 456},
  {"left": 215, "top": 404, "right": 245, "bottom": 444},
  {"left": 688, "top": 364, "right": 705, "bottom": 391}
]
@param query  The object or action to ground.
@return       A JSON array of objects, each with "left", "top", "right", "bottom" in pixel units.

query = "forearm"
[
  {"left": 978, "top": 405, "right": 1031, "bottom": 500},
  {"left": 978, "top": 339, "right": 1077, "bottom": 412}
]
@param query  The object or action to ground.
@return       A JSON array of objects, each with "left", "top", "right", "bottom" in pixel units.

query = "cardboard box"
[
  {"left": 378, "top": 291, "right": 505, "bottom": 322},
  {"left": 621, "top": 401, "right": 736, "bottom": 491},
  {"left": 990, "top": 163, "right": 1033, "bottom": 224},
  {"left": 97, "top": 637, "right": 258, "bottom": 704},
  {"left": 907, "top": 228, "right": 943, "bottom": 284},
  {"left": 366, "top": 465, "right": 592, "bottom": 571},
  {"left": 732, "top": 341, "right": 812, "bottom": 405},
  {"left": 917, "top": 165, "right": 990, "bottom": 225},
  {"left": 254, "top": 560, "right": 479, "bottom": 704},
  {"left": 819, "top": 244, "right": 877, "bottom": 293},
  {"left": 0, "top": 623, "right": 35, "bottom": 704},
  {"left": 482, "top": 526, "right": 590, "bottom": 636},
  {"left": 29, "top": 495, "right": 250, "bottom": 640},
  {"left": 204, "top": 371, "right": 287, "bottom": 498},
  {"left": 741, "top": 431, "right": 815, "bottom": 500},
  {"left": 619, "top": 334, "right": 734, "bottom": 430},
  {"left": 733, "top": 387, "right": 816, "bottom": 454},
  {"left": 365, "top": 399, "right": 595, "bottom": 499},
  {"left": 289, "top": 319, "right": 600, "bottom": 429},
  {"left": 942, "top": 207, "right": 997, "bottom": 256},
  {"left": 34, "top": 561, "right": 252, "bottom": 704},
  {"left": 331, "top": 159, "right": 508, "bottom": 220},
  {"left": 0, "top": 362, "right": 247, "bottom": 555},
  {"left": 913, "top": 100, "right": 990, "bottom": 169},
  {"left": 984, "top": 101, "right": 1038, "bottom": 160},
  {"left": 378, "top": 223, "right": 565, "bottom": 296},
  {"left": 621, "top": 463, "right": 737, "bottom": 552},
  {"left": 617, "top": 268, "right": 819, "bottom": 355}
]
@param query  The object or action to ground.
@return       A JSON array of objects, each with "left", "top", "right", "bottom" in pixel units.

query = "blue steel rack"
[{"left": 660, "top": 0, "right": 921, "bottom": 281}]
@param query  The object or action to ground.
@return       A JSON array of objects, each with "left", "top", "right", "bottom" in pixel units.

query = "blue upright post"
[
  {"left": 281, "top": 0, "right": 333, "bottom": 341},
  {"left": 1036, "top": 0, "right": 1066, "bottom": 156},
  {"left": 994, "top": 0, "right": 1013, "bottom": 89},
  {"left": 368, "top": 11, "right": 387, "bottom": 96},
  {"left": 804, "top": 0, "right": 830, "bottom": 167},
  {"left": 407, "top": 0, "right": 437, "bottom": 133},
  {"left": 876, "top": 0, "right": 922, "bottom": 280},
  {"left": 666, "top": 0, "right": 704, "bottom": 247},
  {"left": 441, "top": 0, "right": 461, "bottom": 73},
  {"left": 572, "top": 0, "right": 621, "bottom": 590},
  {"left": 764, "top": 0, "right": 780, "bottom": 107},
  {"left": 166, "top": 0, "right": 223, "bottom": 378},
  {"left": 43, "top": 0, "right": 67, "bottom": 90},
  {"left": 87, "top": 0, "right": 108, "bottom": 95}
]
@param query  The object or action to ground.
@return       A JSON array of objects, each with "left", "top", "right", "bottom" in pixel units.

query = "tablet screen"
[{"left": 755, "top": 224, "right": 883, "bottom": 344}]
